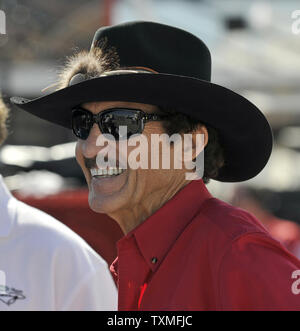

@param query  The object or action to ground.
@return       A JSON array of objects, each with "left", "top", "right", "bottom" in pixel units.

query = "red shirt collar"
[{"left": 111, "top": 179, "right": 212, "bottom": 275}]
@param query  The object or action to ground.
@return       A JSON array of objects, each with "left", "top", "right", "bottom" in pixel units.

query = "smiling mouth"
[{"left": 90, "top": 167, "right": 126, "bottom": 178}]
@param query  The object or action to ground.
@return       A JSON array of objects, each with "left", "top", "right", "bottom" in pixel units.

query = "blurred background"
[{"left": 1, "top": 0, "right": 300, "bottom": 262}]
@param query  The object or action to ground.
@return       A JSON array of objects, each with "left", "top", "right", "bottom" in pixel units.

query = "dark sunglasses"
[{"left": 71, "top": 107, "right": 169, "bottom": 140}]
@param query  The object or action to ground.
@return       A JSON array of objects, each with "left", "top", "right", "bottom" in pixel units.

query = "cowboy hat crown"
[{"left": 91, "top": 21, "right": 212, "bottom": 81}]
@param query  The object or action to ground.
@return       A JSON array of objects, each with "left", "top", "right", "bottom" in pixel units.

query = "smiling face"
[{"left": 75, "top": 100, "right": 206, "bottom": 234}]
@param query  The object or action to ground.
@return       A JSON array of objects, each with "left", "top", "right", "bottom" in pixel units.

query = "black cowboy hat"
[{"left": 10, "top": 21, "right": 273, "bottom": 182}]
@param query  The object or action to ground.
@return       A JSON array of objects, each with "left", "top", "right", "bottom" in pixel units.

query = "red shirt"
[{"left": 110, "top": 179, "right": 300, "bottom": 310}]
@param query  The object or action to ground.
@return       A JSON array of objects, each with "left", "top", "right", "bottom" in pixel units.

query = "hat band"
[
  {"left": 68, "top": 67, "right": 158, "bottom": 87},
  {"left": 100, "top": 66, "right": 158, "bottom": 77},
  {"left": 125, "top": 66, "right": 158, "bottom": 73}
]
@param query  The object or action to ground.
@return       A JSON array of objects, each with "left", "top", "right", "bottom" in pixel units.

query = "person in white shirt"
[{"left": 0, "top": 96, "right": 117, "bottom": 311}]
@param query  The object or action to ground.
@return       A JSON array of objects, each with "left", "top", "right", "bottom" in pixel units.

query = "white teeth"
[
  {"left": 90, "top": 167, "right": 125, "bottom": 177},
  {"left": 91, "top": 169, "right": 97, "bottom": 176}
]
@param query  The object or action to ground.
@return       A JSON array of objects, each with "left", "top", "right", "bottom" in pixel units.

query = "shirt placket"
[{"left": 117, "top": 235, "right": 151, "bottom": 311}]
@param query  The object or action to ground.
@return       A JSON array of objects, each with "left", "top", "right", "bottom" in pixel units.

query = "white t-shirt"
[{"left": 0, "top": 176, "right": 117, "bottom": 311}]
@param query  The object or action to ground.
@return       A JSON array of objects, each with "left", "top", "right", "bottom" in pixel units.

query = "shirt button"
[{"left": 151, "top": 257, "right": 158, "bottom": 264}]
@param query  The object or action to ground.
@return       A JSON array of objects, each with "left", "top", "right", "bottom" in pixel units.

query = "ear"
[
  {"left": 178, "top": 125, "right": 208, "bottom": 180},
  {"left": 194, "top": 124, "right": 208, "bottom": 154},
  {"left": 184, "top": 125, "right": 208, "bottom": 162}
]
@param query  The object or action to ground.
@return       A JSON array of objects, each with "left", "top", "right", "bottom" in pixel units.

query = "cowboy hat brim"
[{"left": 10, "top": 73, "right": 273, "bottom": 183}]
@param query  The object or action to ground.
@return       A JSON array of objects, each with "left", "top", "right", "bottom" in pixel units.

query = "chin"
[
  {"left": 88, "top": 193, "right": 111, "bottom": 214},
  {"left": 88, "top": 190, "right": 125, "bottom": 216},
  {"left": 87, "top": 169, "right": 131, "bottom": 214}
]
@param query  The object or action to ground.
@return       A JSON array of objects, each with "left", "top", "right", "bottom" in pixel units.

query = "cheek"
[
  {"left": 143, "top": 123, "right": 166, "bottom": 164},
  {"left": 146, "top": 122, "right": 165, "bottom": 134},
  {"left": 75, "top": 141, "right": 83, "bottom": 165},
  {"left": 75, "top": 142, "right": 90, "bottom": 179}
]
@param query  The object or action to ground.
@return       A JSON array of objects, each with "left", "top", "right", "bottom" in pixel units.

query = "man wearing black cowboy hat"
[{"left": 11, "top": 21, "right": 300, "bottom": 310}]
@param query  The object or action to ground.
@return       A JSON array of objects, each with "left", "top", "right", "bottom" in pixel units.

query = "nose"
[{"left": 79, "top": 123, "right": 103, "bottom": 159}]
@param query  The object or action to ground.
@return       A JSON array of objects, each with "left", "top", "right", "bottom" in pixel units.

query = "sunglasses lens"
[
  {"left": 72, "top": 109, "right": 91, "bottom": 140},
  {"left": 101, "top": 110, "right": 143, "bottom": 140}
]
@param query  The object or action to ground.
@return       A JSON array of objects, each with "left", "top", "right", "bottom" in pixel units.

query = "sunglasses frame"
[{"left": 71, "top": 107, "right": 169, "bottom": 140}]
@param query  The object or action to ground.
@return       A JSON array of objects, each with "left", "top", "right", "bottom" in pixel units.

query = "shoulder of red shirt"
[
  {"left": 192, "top": 198, "right": 300, "bottom": 309},
  {"left": 190, "top": 196, "right": 300, "bottom": 269},
  {"left": 193, "top": 196, "right": 275, "bottom": 248}
]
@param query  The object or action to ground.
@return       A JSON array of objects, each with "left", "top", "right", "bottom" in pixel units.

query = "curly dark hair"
[{"left": 159, "top": 108, "right": 225, "bottom": 184}]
